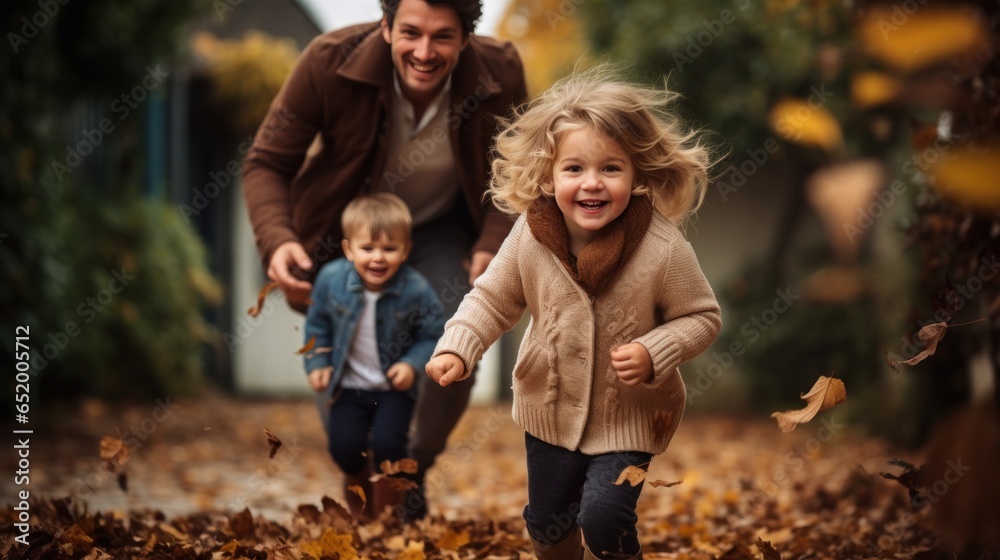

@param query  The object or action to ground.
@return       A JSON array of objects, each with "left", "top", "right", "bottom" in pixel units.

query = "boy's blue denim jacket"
[{"left": 303, "top": 258, "right": 444, "bottom": 398}]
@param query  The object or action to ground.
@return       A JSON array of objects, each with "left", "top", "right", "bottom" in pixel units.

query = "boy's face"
[{"left": 341, "top": 230, "right": 411, "bottom": 291}]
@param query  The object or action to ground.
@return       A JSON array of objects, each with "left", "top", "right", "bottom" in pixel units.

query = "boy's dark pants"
[
  {"left": 401, "top": 206, "right": 478, "bottom": 518},
  {"left": 325, "top": 388, "right": 414, "bottom": 474},
  {"left": 524, "top": 433, "right": 652, "bottom": 559}
]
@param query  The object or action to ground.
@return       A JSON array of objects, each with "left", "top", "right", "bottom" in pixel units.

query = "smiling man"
[{"left": 242, "top": 0, "right": 527, "bottom": 522}]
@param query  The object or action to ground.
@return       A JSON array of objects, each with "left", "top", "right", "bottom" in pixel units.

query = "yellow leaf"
[
  {"left": 928, "top": 146, "right": 1000, "bottom": 211},
  {"left": 851, "top": 72, "right": 901, "bottom": 108},
  {"left": 397, "top": 539, "right": 426, "bottom": 560},
  {"left": 99, "top": 436, "right": 130, "bottom": 470},
  {"left": 299, "top": 528, "right": 358, "bottom": 560},
  {"left": 613, "top": 465, "right": 647, "bottom": 487},
  {"left": 857, "top": 7, "right": 990, "bottom": 72},
  {"left": 435, "top": 529, "right": 471, "bottom": 550},
  {"left": 770, "top": 375, "right": 847, "bottom": 432},
  {"left": 769, "top": 98, "right": 843, "bottom": 151},
  {"left": 347, "top": 484, "right": 367, "bottom": 509}
]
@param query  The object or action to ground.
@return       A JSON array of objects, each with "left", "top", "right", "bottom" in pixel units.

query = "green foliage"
[{"left": 2, "top": 0, "right": 214, "bottom": 405}]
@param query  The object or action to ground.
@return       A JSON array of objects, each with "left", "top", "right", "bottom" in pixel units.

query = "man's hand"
[
  {"left": 426, "top": 353, "right": 466, "bottom": 387},
  {"left": 308, "top": 366, "right": 333, "bottom": 392},
  {"left": 387, "top": 362, "right": 415, "bottom": 391},
  {"left": 611, "top": 343, "right": 654, "bottom": 386},
  {"left": 468, "top": 250, "right": 494, "bottom": 285},
  {"left": 269, "top": 241, "right": 314, "bottom": 294}
]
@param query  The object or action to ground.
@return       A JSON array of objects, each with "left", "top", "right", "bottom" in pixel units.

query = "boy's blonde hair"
[
  {"left": 489, "top": 68, "right": 713, "bottom": 228},
  {"left": 341, "top": 193, "right": 412, "bottom": 243}
]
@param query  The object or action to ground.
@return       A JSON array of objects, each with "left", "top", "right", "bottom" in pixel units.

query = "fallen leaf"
[
  {"left": 347, "top": 484, "right": 367, "bottom": 508},
  {"left": 57, "top": 524, "right": 93, "bottom": 557},
  {"left": 771, "top": 375, "right": 847, "bottom": 432},
  {"left": 296, "top": 336, "right": 316, "bottom": 355},
  {"left": 299, "top": 528, "right": 358, "bottom": 560},
  {"left": 264, "top": 428, "right": 282, "bottom": 459},
  {"left": 756, "top": 537, "right": 782, "bottom": 560},
  {"left": 99, "top": 436, "right": 130, "bottom": 471},
  {"left": 436, "top": 528, "right": 471, "bottom": 550},
  {"left": 887, "top": 322, "right": 948, "bottom": 370},
  {"left": 321, "top": 495, "right": 353, "bottom": 521},
  {"left": 229, "top": 508, "right": 255, "bottom": 540},
  {"left": 648, "top": 479, "right": 683, "bottom": 489},
  {"left": 397, "top": 539, "right": 426, "bottom": 560},
  {"left": 614, "top": 465, "right": 647, "bottom": 487},
  {"left": 248, "top": 281, "right": 279, "bottom": 318}
]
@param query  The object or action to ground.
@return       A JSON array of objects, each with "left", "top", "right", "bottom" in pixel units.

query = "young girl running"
[{"left": 425, "top": 71, "right": 722, "bottom": 559}]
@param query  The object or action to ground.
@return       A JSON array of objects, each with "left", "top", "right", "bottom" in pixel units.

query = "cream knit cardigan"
[{"left": 434, "top": 212, "right": 722, "bottom": 454}]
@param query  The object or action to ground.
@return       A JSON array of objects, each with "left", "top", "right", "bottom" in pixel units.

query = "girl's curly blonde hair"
[{"left": 489, "top": 68, "right": 713, "bottom": 228}]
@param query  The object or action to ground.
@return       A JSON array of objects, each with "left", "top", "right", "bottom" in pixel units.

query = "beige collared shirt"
[{"left": 377, "top": 74, "right": 460, "bottom": 225}]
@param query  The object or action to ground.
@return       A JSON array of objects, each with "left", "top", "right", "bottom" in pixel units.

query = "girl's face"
[{"left": 551, "top": 126, "right": 635, "bottom": 253}]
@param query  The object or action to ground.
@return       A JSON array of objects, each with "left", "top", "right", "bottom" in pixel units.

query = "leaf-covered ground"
[{"left": 0, "top": 393, "right": 978, "bottom": 559}]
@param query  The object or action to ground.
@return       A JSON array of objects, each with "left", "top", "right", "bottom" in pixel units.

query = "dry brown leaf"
[
  {"left": 770, "top": 375, "right": 847, "bottom": 432},
  {"left": 57, "top": 524, "right": 94, "bottom": 557},
  {"left": 229, "top": 507, "right": 255, "bottom": 540},
  {"left": 888, "top": 322, "right": 948, "bottom": 370},
  {"left": 296, "top": 336, "right": 317, "bottom": 355},
  {"left": 299, "top": 528, "right": 358, "bottom": 560},
  {"left": 264, "top": 428, "right": 283, "bottom": 459},
  {"left": 648, "top": 479, "right": 683, "bottom": 489},
  {"left": 321, "top": 495, "right": 353, "bottom": 521},
  {"left": 248, "top": 281, "right": 279, "bottom": 318},
  {"left": 116, "top": 472, "right": 127, "bottom": 493},
  {"left": 397, "top": 539, "right": 426, "bottom": 560},
  {"left": 614, "top": 465, "right": 647, "bottom": 487},
  {"left": 756, "top": 537, "right": 782, "bottom": 560},
  {"left": 380, "top": 458, "right": 419, "bottom": 476},
  {"left": 435, "top": 528, "right": 471, "bottom": 550},
  {"left": 99, "top": 436, "right": 130, "bottom": 471},
  {"left": 347, "top": 484, "right": 367, "bottom": 508}
]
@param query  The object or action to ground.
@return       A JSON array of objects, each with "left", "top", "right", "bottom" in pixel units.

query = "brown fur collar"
[{"left": 526, "top": 195, "right": 653, "bottom": 297}]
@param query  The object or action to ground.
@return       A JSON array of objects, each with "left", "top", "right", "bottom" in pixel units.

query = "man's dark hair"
[{"left": 381, "top": 0, "right": 483, "bottom": 36}]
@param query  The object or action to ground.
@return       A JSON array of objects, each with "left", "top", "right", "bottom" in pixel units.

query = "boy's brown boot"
[
  {"left": 343, "top": 467, "right": 372, "bottom": 521},
  {"left": 531, "top": 527, "right": 583, "bottom": 560}
]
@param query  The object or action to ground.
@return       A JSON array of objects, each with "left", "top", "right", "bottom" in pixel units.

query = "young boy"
[{"left": 304, "top": 193, "right": 444, "bottom": 520}]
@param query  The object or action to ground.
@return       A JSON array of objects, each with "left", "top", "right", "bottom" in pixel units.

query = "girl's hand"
[
  {"left": 426, "top": 354, "right": 466, "bottom": 387},
  {"left": 308, "top": 366, "right": 333, "bottom": 392},
  {"left": 387, "top": 362, "right": 415, "bottom": 391},
  {"left": 611, "top": 343, "right": 653, "bottom": 386}
]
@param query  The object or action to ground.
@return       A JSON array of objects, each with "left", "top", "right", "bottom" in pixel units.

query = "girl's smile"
[{"left": 551, "top": 126, "right": 635, "bottom": 255}]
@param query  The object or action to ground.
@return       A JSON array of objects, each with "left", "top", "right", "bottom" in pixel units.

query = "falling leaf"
[
  {"left": 304, "top": 346, "right": 333, "bottom": 360},
  {"left": 769, "top": 98, "right": 843, "bottom": 152},
  {"left": 614, "top": 465, "right": 647, "bottom": 487},
  {"left": 296, "top": 336, "right": 316, "bottom": 355},
  {"left": 99, "top": 436, "right": 130, "bottom": 471},
  {"left": 928, "top": 145, "right": 1000, "bottom": 211},
  {"left": 857, "top": 7, "right": 990, "bottom": 72},
  {"left": 880, "top": 459, "right": 925, "bottom": 505},
  {"left": 771, "top": 375, "right": 847, "bottom": 432},
  {"left": 887, "top": 322, "right": 948, "bottom": 370},
  {"left": 116, "top": 473, "right": 127, "bottom": 493},
  {"left": 648, "top": 479, "right": 683, "bottom": 489},
  {"left": 756, "top": 537, "right": 782, "bottom": 560},
  {"left": 299, "top": 528, "right": 358, "bottom": 560},
  {"left": 248, "top": 281, "right": 279, "bottom": 317},
  {"left": 347, "top": 484, "right": 367, "bottom": 509},
  {"left": 321, "top": 495, "right": 353, "bottom": 521},
  {"left": 851, "top": 72, "right": 900, "bottom": 108},
  {"left": 264, "top": 428, "right": 283, "bottom": 459},
  {"left": 435, "top": 529, "right": 471, "bottom": 550}
]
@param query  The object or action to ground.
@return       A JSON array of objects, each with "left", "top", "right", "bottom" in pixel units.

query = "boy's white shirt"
[{"left": 341, "top": 289, "right": 390, "bottom": 390}]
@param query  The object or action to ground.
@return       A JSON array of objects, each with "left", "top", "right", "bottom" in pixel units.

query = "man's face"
[{"left": 382, "top": 0, "right": 468, "bottom": 108}]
